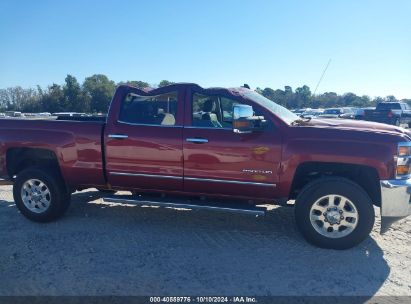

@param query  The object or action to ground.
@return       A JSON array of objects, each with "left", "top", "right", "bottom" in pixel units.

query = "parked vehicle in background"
[
  {"left": 352, "top": 107, "right": 374, "bottom": 120},
  {"left": 338, "top": 108, "right": 356, "bottom": 119},
  {"left": 319, "top": 108, "right": 355, "bottom": 119},
  {"left": 291, "top": 109, "right": 305, "bottom": 116},
  {"left": 1, "top": 83, "right": 411, "bottom": 250},
  {"left": 37, "top": 112, "right": 52, "bottom": 117},
  {"left": 364, "top": 102, "right": 411, "bottom": 127},
  {"left": 52, "top": 112, "right": 87, "bottom": 117},
  {"left": 300, "top": 109, "right": 324, "bottom": 119},
  {"left": 23, "top": 113, "right": 37, "bottom": 118},
  {"left": 5, "top": 111, "right": 23, "bottom": 117}
]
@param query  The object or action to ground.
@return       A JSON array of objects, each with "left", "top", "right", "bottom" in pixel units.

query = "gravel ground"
[{"left": 0, "top": 185, "right": 410, "bottom": 297}]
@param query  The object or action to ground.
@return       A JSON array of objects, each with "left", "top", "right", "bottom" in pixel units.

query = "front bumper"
[{"left": 380, "top": 178, "right": 411, "bottom": 233}]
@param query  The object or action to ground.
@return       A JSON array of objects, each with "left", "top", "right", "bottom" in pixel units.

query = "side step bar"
[{"left": 103, "top": 196, "right": 266, "bottom": 216}]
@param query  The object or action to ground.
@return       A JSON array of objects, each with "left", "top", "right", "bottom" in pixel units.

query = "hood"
[{"left": 301, "top": 118, "right": 411, "bottom": 139}]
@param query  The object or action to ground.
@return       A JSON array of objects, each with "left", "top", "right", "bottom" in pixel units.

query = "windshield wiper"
[{"left": 291, "top": 117, "right": 312, "bottom": 126}]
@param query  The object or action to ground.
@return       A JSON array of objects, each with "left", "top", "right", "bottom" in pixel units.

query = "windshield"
[{"left": 244, "top": 91, "right": 299, "bottom": 124}]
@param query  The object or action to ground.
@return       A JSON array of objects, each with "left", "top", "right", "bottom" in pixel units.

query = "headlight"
[{"left": 396, "top": 142, "right": 411, "bottom": 179}]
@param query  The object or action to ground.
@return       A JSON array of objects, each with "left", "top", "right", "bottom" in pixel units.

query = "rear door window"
[{"left": 119, "top": 91, "right": 178, "bottom": 126}]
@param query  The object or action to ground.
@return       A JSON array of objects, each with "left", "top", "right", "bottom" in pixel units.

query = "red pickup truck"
[{"left": 1, "top": 83, "right": 411, "bottom": 249}]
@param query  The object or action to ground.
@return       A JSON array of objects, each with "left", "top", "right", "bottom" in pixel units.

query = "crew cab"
[
  {"left": 1, "top": 83, "right": 411, "bottom": 249},
  {"left": 364, "top": 102, "right": 411, "bottom": 127}
]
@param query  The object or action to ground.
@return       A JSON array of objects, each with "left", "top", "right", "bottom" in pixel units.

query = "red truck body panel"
[
  {"left": 0, "top": 119, "right": 106, "bottom": 188},
  {"left": 278, "top": 123, "right": 399, "bottom": 197},
  {"left": 181, "top": 86, "right": 282, "bottom": 199},
  {"left": 0, "top": 83, "right": 409, "bottom": 202}
]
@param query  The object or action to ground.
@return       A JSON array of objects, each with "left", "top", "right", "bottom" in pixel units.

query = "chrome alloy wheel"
[
  {"left": 20, "top": 179, "right": 51, "bottom": 213},
  {"left": 309, "top": 194, "right": 359, "bottom": 238}
]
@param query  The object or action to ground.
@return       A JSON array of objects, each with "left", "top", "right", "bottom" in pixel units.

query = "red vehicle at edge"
[{"left": 1, "top": 83, "right": 410, "bottom": 249}]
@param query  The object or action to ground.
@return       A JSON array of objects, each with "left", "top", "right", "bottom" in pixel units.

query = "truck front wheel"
[
  {"left": 13, "top": 167, "right": 71, "bottom": 222},
  {"left": 295, "top": 177, "right": 375, "bottom": 250}
]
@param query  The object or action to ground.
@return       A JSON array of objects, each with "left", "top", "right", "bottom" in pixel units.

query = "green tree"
[
  {"left": 261, "top": 87, "right": 276, "bottom": 100},
  {"left": 0, "top": 86, "right": 41, "bottom": 112},
  {"left": 120, "top": 80, "right": 150, "bottom": 89},
  {"left": 20, "top": 87, "right": 41, "bottom": 112},
  {"left": 312, "top": 92, "right": 339, "bottom": 108},
  {"left": 384, "top": 95, "right": 397, "bottom": 103},
  {"left": 40, "top": 84, "right": 65, "bottom": 113},
  {"left": 63, "top": 75, "right": 89, "bottom": 112},
  {"left": 83, "top": 74, "right": 116, "bottom": 113},
  {"left": 295, "top": 85, "right": 312, "bottom": 108},
  {"left": 159, "top": 80, "right": 175, "bottom": 87},
  {"left": 0, "top": 86, "right": 25, "bottom": 110}
]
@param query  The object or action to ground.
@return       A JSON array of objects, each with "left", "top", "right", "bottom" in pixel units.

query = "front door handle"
[
  {"left": 108, "top": 134, "right": 129, "bottom": 139},
  {"left": 186, "top": 138, "right": 209, "bottom": 144}
]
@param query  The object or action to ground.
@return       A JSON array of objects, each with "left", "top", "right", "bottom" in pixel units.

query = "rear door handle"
[
  {"left": 108, "top": 134, "right": 129, "bottom": 139},
  {"left": 186, "top": 138, "right": 209, "bottom": 144}
]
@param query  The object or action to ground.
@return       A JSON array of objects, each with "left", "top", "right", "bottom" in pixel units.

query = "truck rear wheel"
[
  {"left": 13, "top": 167, "right": 71, "bottom": 222},
  {"left": 295, "top": 177, "right": 375, "bottom": 250}
]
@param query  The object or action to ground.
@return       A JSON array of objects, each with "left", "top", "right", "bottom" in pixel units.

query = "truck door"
[
  {"left": 104, "top": 86, "right": 184, "bottom": 191},
  {"left": 182, "top": 89, "right": 282, "bottom": 199}
]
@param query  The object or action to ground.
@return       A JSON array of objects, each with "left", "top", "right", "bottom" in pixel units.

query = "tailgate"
[{"left": 364, "top": 110, "right": 391, "bottom": 120}]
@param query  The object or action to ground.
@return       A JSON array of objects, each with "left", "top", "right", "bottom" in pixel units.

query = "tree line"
[{"left": 0, "top": 74, "right": 409, "bottom": 113}]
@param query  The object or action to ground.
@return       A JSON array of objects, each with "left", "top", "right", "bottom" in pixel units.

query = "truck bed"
[{"left": 0, "top": 119, "right": 106, "bottom": 188}]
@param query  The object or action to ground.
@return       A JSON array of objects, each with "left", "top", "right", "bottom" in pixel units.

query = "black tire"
[
  {"left": 295, "top": 177, "right": 375, "bottom": 250},
  {"left": 13, "top": 167, "right": 71, "bottom": 222}
]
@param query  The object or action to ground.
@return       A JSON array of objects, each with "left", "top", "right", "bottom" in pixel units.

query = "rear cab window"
[{"left": 119, "top": 91, "right": 178, "bottom": 126}]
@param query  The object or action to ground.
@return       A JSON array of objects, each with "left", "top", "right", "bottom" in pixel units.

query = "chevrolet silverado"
[{"left": 1, "top": 83, "right": 410, "bottom": 249}]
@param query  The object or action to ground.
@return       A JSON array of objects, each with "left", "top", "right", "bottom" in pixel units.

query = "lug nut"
[
  {"left": 340, "top": 216, "right": 344, "bottom": 220},
  {"left": 339, "top": 210, "right": 343, "bottom": 214}
]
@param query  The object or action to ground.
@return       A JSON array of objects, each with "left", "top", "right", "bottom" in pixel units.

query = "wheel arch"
[
  {"left": 6, "top": 147, "right": 62, "bottom": 179},
  {"left": 289, "top": 161, "right": 381, "bottom": 207}
]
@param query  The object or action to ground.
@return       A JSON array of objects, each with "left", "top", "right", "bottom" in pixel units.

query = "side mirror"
[{"left": 232, "top": 104, "right": 266, "bottom": 134}]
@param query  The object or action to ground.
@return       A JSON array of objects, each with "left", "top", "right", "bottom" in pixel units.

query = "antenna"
[{"left": 313, "top": 58, "right": 331, "bottom": 96}]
